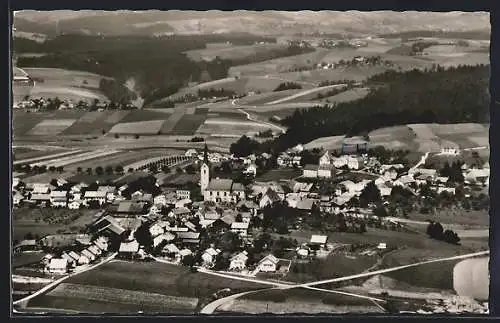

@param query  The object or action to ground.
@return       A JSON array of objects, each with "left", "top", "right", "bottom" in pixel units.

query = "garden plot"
[
  {"left": 28, "top": 119, "right": 77, "bottom": 136},
  {"left": 109, "top": 120, "right": 165, "bottom": 135}
]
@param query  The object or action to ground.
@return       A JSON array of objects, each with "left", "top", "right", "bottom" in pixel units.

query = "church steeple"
[{"left": 203, "top": 143, "right": 209, "bottom": 164}]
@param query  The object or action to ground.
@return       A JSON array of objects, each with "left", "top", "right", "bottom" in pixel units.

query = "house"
[
  {"left": 318, "top": 164, "right": 335, "bottom": 178},
  {"left": 231, "top": 222, "right": 250, "bottom": 237},
  {"left": 169, "top": 207, "right": 191, "bottom": 219},
  {"left": 175, "top": 198, "right": 191, "bottom": 208},
  {"left": 77, "top": 253, "right": 91, "bottom": 265},
  {"left": 83, "top": 191, "right": 107, "bottom": 206},
  {"left": 229, "top": 251, "right": 248, "bottom": 271},
  {"left": 378, "top": 185, "right": 393, "bottom": 197},
  {"left": 244, "top": 163, "right": 258, "bottom": 176},
  {"left": 162, "top": 243, "right": 180, "bottom": 257},
  {"left": 176, "top": 232, "right": 201, "bottom": 245},
  {"left": 347, "top": 156, "right": 365, "bottom": 170},
  {"left": 176, "top": 190, "right": 191, "bottom": 200},
  {"left": 377, "top": 242, "right": 387, "bottom": 250},
  {"left": 68, "top": 200, "right": 82, "bottom": 210},
  {"left": 118, "top": 240, "right": 140, "bottom": 259},
  {"left": 302, "top": 164, "right": 318, "bottom": 178},
  {"left": 202, "top": 247, "right": 221, "bottom": 266},
  {"left": 441, "top": 147, "right": 460, "bottom": 155},
  {"left": 436, "top": 177, "right": 449, "bottom": 185},
  {"left": 32, "top": 183, "right": 53, "bottom": 194},
  {"left": 296, "top": 199, "right": 316, "bottom": 212},
  {"left": 436, "top": 187, "right": 456, "bottom": 195},
  {"left": 204, "top": 179, "right": 246, "bottom": 203},
  {"left": 149, "top": 222, "right": 165, "bottom": 237},
  {"left": 256, "top": 254, "right": 280, "bottom": 272},
  {"left": 62, "top": 253, "right": 77, "bottom": 266},
  {"left": 94, "top": 237, "right": 109, "bottom": 251},
  {"left": 47, "top": 258, "right": 68, "bottom": 274},
  {"left": 332, "top": 156, "right": 349, "bottom": 168},
  {"left": 259, "top": 188, "right": 282, "bottom": 209},
  {"left": 88, "top": 245, "right": 102, "bottom": 257},
  {"left": 30, "top": 193, "right": 51, "bottom": 206},
  {"left": 319, "top": 151, "right": 331, "bottom": 166},
  {"left": 92, "top": 215, "right": 126, "bottom": 237},
  {"left": 277, "top": 153, "right": 293, "bottom": 167},
  {"left": 153, "top": 194, "right": 168, "bottom": 206},
  {"left": 153, "top": 232, "right": 176, "bottom": 248},
  {"left": 178, "top": 248, "right": 193, "bottom": 259},
  {"left": 383, "top": 168, "right": 399, "bottom": 180},
  {"left": 310, "top": 235, "right": 328, "bottom": 248},
  {"left": 464, "top": 168, "right": 490, "bottom": 185},
  {"left": 185, "top": 149, "right": 198, "bottom": 157},
  {"left": 81, "top": 249, "right": 96, "bottom": 262},
  {"left": 292, "top": 156, "right": 302, "bottom": 167},
  {"left": 12, "top": 191, "right": 24, "bottom": 206}
]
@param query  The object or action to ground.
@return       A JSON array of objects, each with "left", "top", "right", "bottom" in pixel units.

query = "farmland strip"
[{"left": 14, "top": 149, "right": 86, "bottom": 166}]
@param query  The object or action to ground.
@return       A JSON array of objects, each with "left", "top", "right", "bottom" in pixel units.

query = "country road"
[
  {"left": 198, "top": 250, "right": 489, "bottom": 314},
  {"left": 231, "top": 99, "right": 286, "bottom": 133},
  {"left": 265, "top": 84, "right": 347, "bottom": 105},
  {"left": 13, "top": 252, "right": 118, "bottom": 309},
  {"left": 385, "top": 217, "right": 489, "bottom": 238}
]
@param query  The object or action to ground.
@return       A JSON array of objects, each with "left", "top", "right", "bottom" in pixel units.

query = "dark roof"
[
  {"left": 177, "top": 232, "right": 200, "bottom": 240},
  {"left": 116, "top": 201, "right": 144, "bottom": 214},
  {"left": 207, "top": 179, "right": 233, "bottom": 191},
  {"left": 304, "top": 164, "right": 318, "bottom": 171}
]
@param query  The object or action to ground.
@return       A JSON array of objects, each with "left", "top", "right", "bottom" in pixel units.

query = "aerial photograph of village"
[{"left": 11, "top": 10, "right": 490, "bottom": 315}]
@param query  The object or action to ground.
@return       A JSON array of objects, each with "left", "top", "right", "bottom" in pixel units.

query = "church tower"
[{"left": 200, "top": 144, "right": 210, "bottom": 192}]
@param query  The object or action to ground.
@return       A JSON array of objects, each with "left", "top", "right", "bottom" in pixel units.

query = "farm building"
[
  {"left": 231, "top": 222, "right": 250, "bottom": 237},
  {"left": 318, "top": 164, "right": 335, "bottom": 178},
  {"left": 202, "top": 247, "right": 221, "bottom": 266},
  {"left": 203, "top": 178, "right": 246, "bottom": 203},
  {"left": 256, "top": 254, "right": 280, "bottom": 273},
  {"left": 310, "top": 235, "right": 328, "bottom": 248},
  {"left": 259, "top": 189, "right": 282, "bottom": 208},
  {"left": 118, "top": 240, "right": 140, "bottom": 259},
  {"left": 303, "top": 164, "right": 318, "bottom": 178},
  {"left": 229, "top": 251, "right": 249, "bottom": 271},
  {"left": 319, "top": 151, "right": 332, "bottom": 166},
  {"left": 47, "top": 258, "right": 69, "bottom": 275},
  {"left": 176, "top": 190, "right": 191, "bottom": 200}
]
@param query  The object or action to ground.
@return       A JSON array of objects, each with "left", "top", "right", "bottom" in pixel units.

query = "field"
[
  {"left": 28, "top": 119, "right": 77, "bottom": 136},
  {"left": 27, "top": 260, "right": 267, "bottom": 313},
  {"left": 237, "top": 89, "right": 302, "bottom": 105},
  {"left": 23, "top": 68, "right": 110, "bottom": 103},
  {"left": 12, "top": 207, "right": 97, "bottom": 242},
  {"left": 185, "top": 44, "right": 287, "bottom": 61},
  {"left": 196, "top": 118, "right": 274, "bottom": 137},
  {"left": 453, "top": 257, "right": 488, "bottom": 300},
  {"left": 12, "top": 252, "right": 46, "bottom": 268},
  {"left": 109, "top": 120, "right": 165, "bottom": 135},
  {"left": 223, "top": 288, "right": 382, "bottom": 314},
  {"left": 304, "top": 123, "right": 488, "bottom": 153},
  {"left": 60, "top": 111, "right": 130, "bottom": 136}
]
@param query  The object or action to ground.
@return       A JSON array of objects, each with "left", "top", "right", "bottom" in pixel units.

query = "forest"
[{"left": 272, "top": 64, "right": 489, "bottom": 152}]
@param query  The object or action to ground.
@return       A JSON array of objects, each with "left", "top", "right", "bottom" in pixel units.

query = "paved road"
[
  {"left": 265, "top": 84, "right": 347, "bottom": 105},
  {"left": 13, "top": 252, "right": 118, "bottom": 308}
]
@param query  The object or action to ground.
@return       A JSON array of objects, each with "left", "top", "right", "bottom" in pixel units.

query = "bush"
[{"left": 273, "top": 82, "right": 302, "bottom": 92}]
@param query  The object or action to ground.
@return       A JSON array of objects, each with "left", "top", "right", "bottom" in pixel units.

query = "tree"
[
  {"left": 135, "top": 134, "right": 140, "bottom": 139},
  {"left": 114, "top": 133, "right": 120, "bottom": 139},
  {"left": 95, "top": 166, "right": 104, "bottom": 176},
  {"left": 86, "top": 167, "right": 93, "bottom": 175},
  {"left": 443, "top": 229, "right": 461, "bottom": 245},
  {"left": 128, "top": 168, "right": 134, "bottom": 173},
  {"left": 134, "top": 223, "right": 153, "bottom": 250},
  {"left": 77, "top": 167, "right": 83, "bottom": 174},
  {"left": 181, "top": 254, "right": 195, "bottom": 267},
  {"left": 105, "top": 166, "right": 114, "bottom": 175},
  {"left": 359, "top": 181, "right": 382, "bottom": 207},
  {"left": 48, "top": 166, "right": 56, "bottom": 172},
  {"left": 426, "top": 221, "right": 444, "bottom": 240},
  {"left": 213, "top": 255, "right": 230, "bottom": 271},
  {"left": 373, "top": 205, "right": 388, "bottom": 218},
  {"left": 230, "top": 135, "right": 260, "bottom": 158},
  {"left": 115, "top": 165, "right": 124, "bottom": 174}
]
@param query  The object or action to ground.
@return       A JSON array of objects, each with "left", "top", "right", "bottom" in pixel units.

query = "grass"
[
  {"left": 28, "top": 119, "right": 77, "bottom": 136},
  {"left": 12, "top": 252, "right": 45, "bottom": 268},
  {"left": 12, "top": 207, "right": 96, "bottom": 242},
  {"left": 68, "top": 173, "right": 122, "bottom": 184},
  {"left": 109, "top": 120, "right": 165, "bottom": 135},
  {"left": 255, "top": 169, "right": 302, "bottom": 182},
  {"left": 66, "top": 260, "right": 266, "bottom": 299},
  {"left": 167, "top": 115, "right": 207, "bottom": 136},
  {"left": 185, "top": 44, "right": 287, "bottom": 61},
  {"left": 29, "top": 282, "right": 198, "bottom": 314}
]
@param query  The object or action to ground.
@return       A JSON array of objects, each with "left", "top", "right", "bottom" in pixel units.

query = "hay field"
[
  {"left": 228, "top": 49, "right": 329, "bottom": 76},
  {"left": 237, "top": 90, "right": 302, "bottom": 105},
  {"left": 29, "top": 283, "right": 199, "bottom": 314},
  {"left": 185, "top": 44, "right": 287, "bottom": 61},
  {"left": 109, "top": 120, "right": 165, "bottom": 135},
  {"left": 168, "top": 115, "right": 207, "bottom": 135},
  {"left": 60, "top": 111, "right": 131, "bottom": 136},
  {"left": 23, "top": 67, "right": 110, "bottom": 102},
  {"left": 28, "top": 119, "right": 76, "bottom": 136},
  {"left": 196, "top": 118, "right": 273, "bottom": 136}
]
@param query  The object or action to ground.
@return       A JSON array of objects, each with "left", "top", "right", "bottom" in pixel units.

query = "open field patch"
[
  {"left": 238, "top": 90, "right": 301, "bottom": 105},
  {"left": 185, "top": 44, "right": 287, "bottom": 61},
  {"left": 196, "top": 118, "right": 273, "bottom": 136},
  {"left": 255, "top": 169, "right": 302, "bottom": 182},
  {"left": 28, "top": 119, "right": 76, "bottom": 136},
  {"left": 23, "top": 68, "right": 110, "bottom": 89},
  {"left": 117, "top": 110, "right": 171, "bottom": 123},
  {"left": 29, "top": 283, "right": 198, "bottom": 314},
  {"left": 304, "top": 135, "right": 346, "bottom": 150},
  {"left": 467, "top": 136, "right": 489, "bottom": 147},
  {"left": 168, "top": 115, "right": 207, "bottom": 136},
  {"left": 158, "top": 108, "right": 188, "bottom": 134},
  {"left": 109, "top": 120, "right": 165, "bottom": 135},
  {"left": 243, "top": 77, "right": 292, "bottom": 93}
]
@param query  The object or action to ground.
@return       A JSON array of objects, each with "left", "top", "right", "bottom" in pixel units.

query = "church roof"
[{"left": 207, "top": 179, "right": 233, "bottom": 191}]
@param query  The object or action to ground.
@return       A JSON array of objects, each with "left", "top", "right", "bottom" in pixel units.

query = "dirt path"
[
  {"left": 265, "top": 84, "right": 347, "bottom": 105},
  {"left": 231, "top": 99, "right": 286, "bottom": 133}
]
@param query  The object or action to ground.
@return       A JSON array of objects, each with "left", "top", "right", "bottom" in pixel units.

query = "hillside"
[
  {"left": 13, "top": 10, "right": 489, "bottom": 37},
  {"left": 273, "top": 65, "right": 489, "bottom": 151}
]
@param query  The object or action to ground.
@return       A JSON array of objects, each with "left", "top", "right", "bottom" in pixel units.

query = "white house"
[
  {"left": 256, "top": 254, "right": 280, "bottom": 273},
  {"left": 149, "top": 223, "right": 165, "bottom": 237},
  {"left": 47, "top": 258, "right": 68, "bottom": 274},
  {"left": 68, "top": 200, "right": 82, "bottom": 210},
  {"left": 12, "top": 191, "right": 24, "bottom": 206},
  {"left": 318, "top": 164, "right": 335, "bottom": 178},
  {"left": 185, "top": 149, "right": 198, "bottom": 157},
  {"left": 292, "top": 156, "right": 302, "bottom": 167},
  {"left": 347, "top": 156, "right": 365, "bottom": 170},
  {"left": 77, "top": 254, "right": 91, "bottom": 265},
  {"left": 440, "top": 147, "right": 460, "bottom": 155},
  {"left": 436, "top": 187, "right": 456, "bottom": 195},
  {"left": 202, "top": 247, "right": 221, "bottom": 266},
  {"left": 333, "top": 156, "right": 349, "bottom": 168},
  {"left": 303, "top": 164, "right": 318, "bottom": 178},
  {"left": 231, "top": 222, "right": 249, "bottom": 237},
  {"left": 203, "top": 179, "right": 246, "bottom": 203},
  {"left": 176, "top": 190, "right": 191, "bottom": 200},
  {"left": 83, "top": 191, "right": 107, "bottom": 205},
  {"left": 229, "top": 251, "right": 248, "bottom": 271},
  {"left": 81, "top": 249, "right": 96, "bottom": 262},
  {"left": 244, "top": 163, "right": 258, "bottom": 176},
  {"left": 259, "top": 189, "right": 281, "bottom": 209},
  {"left": 153, "top": 194, "right": 168, "bottom": 206},
  {"left": 153, "top": 232, "right": 176, "bottom": 248},
  {"left": 309, "top": 235, "right": 328, "bottom": 248},
  {"left": 319, "top": 151, "right": 331, "bottom": 166}
]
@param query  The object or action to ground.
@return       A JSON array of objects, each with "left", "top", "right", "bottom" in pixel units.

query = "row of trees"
[
  {"left": 13, "top": 164, "right": 64, "bottom": 174},
  {"left": 426, "top": 221, "right": 461, "bottom": 245},
  {"left": 274, "top": 82, "right": 303, "bottom": 92}
]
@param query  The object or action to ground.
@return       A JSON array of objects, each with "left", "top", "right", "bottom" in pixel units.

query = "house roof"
[
  {"left": 200, "top": 219, "right": 216, "bottom": 228},
  {"left": 68, "top": 251, "right": 81, "bottom": 261},
  {"left": 84, "top": 191, "right": 107, "bottom": 198},
  {"left": 173, "top": 207, "right": 191, "bottom": 215},
  {"left": 163, "top": 243, "right": 180, "bottom": 253},
  {"left": 259, "top": 254, "right": 279, "bottom": 265},
  {"left": 117, "top": 201, "right": 144, "bottom": 213},
  {"left": 176, "top": 232, "right": 200, "bottom": 240},
  {"left": 304, "top": 164, "right": 318, "bottom": 171},
  {"left": 49, "top": 258, "right": 68, "bottom": 269},
  {"left": 207, "top": 178, "right": 233, "bottom": 191},
  {"left": 232, "top": 183, "right": 245, "bottom": 191},
  {"left": 310, "top": 235, "right": 328, "bottom": 244},
  {"left": 179, "top": 248, "right": 192, "bottom": 256},
  {"left": 231, "top": 222, "right": 249, "bottom": 230},
  {"left": 88, "top": 245, "right": 101, "bottom": 255},
  {"left": 296, "top": 199, "right": 315, "bottom": 211},
  {"left": 81, "top": 249, "right": 95, "bottom": 258},
  {"left": 50, "top": 191, "right": 67, "bottom": 198},
  {"left": 119, "top": 240, "right": 139, "bottom": 253},
  {"left": 231, "top": 251, "right": 249, "bottom": 262},
  {"left": 204, "top": 248, "right": 221, "bottom": 256},
  {"left": 30, "top": 193, "right": 51, "bottom": 201},
  {"left": 221, "top": 214, "right": 236, "bottom": 225},
  {"left": 203, "top": 211, "right": 221, "bottom": 220},
  {"left": 318, "top": 164, "right": 334, "bottom": 171}
]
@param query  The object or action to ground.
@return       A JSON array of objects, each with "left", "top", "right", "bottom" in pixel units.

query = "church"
[{"left": 200, "top": 145, "right": 246, "bottom": 203}]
